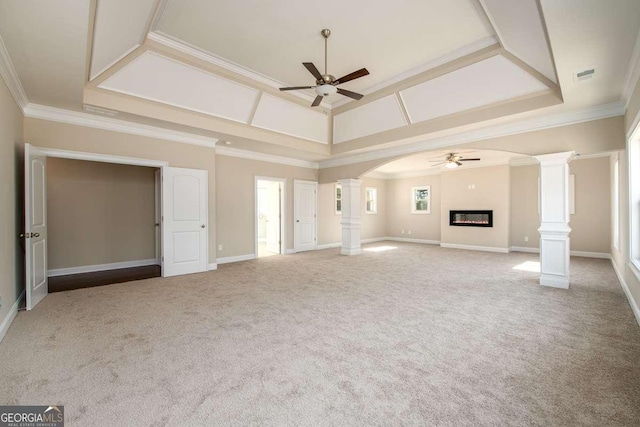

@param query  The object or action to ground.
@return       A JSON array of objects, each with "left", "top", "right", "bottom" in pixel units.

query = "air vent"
[
  {"left": 83, "top": 105, "right": 119, "bottom": 117},
  {"left": 574, "top": 68, "right": 596, "bottom": 82}
]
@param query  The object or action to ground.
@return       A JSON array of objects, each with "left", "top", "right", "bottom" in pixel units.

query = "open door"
[
  {"left": 266, "top": 181, "right": 281, "bottom": 254},
  {"left": 294, "top": 180, "right": 317, "bottom": 252},
  {"left": 24, "top": 144, "right": 48, "bottom": 310},
  {"left": 162, "top": 167, "right": 208, "bottom": 277}
]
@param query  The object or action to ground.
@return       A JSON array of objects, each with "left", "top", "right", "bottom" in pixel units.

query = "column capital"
[{"left": 534, "top": 151, "right": 575, "bottom": 165}]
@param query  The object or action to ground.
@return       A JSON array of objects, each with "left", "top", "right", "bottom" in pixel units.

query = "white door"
[
  {"left": 24, "top": 144, "right": 48, "bottom": 310},
  {"left": 294, "top": 180, "right": 317, "bottom": 252},
  {"left": 154, "top": 169, "right": 162, "bottom": 266},
  {"left": 162, "top": 167, "right": 208, "bottom": 277},
  {"left": 266, "top": 182, "right": 281, "bottom": 254}
]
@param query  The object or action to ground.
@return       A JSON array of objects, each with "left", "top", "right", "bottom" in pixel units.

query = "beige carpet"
[{"left": 1, "top": 243, "right": 639, "bottom": 426}]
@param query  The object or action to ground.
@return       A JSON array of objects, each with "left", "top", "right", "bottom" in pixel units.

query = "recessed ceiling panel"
[
  {"left": 157, "top": 0, "right": 493, "bottom": 99},
  {"left": 400, "top": 55, "right": 549, "bottom": 124},
  {"left": 99, "top": 51, "right": 259, "bottom": 123},
  {"left": 333, "top": 95, "right": 407, "bottom": 144},
  {"left": 252, "top": 94, "right": 329, "bottom": 144},
  {"left": 481, "top": 0, "right": 557, "bottom": 83},
  {"left": 90, "top": 0, "right": 157, "bottom": 80}
]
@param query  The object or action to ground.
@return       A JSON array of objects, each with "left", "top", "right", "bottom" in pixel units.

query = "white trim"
[
  {"left": 318, "top": 237, "right": 390, "bottom": 250},
  {"left": 386, "top": 237, "right": 441, "bottom": 245},
  {"left": 0, "top": 35, "right": 28, "bottom": 112},
  {"left": 319, "top": 102, "right": 625, "bottom": 169},
  {"left": 147, "top": 31, "right": 332, "bottom": 110},
  {"left": 216, "top": 254, "right": 256, "bottom": 264},
  {"left": 332, "top": 36, "right": 499, "bottom": 108},
  {"left": 510, "top": 246, "right": 612, "bottom": 259},
  {"left": 623, "top": 27, "right": 640, "bottom": 109},
  {"left": 0, "top": 290, "right": 25, "bottom": 344},
  {"left": 147, "top": 0, "right": 170, "bottom": 33},
  {"left": 23, "top": 104, "right": 219, "bottom": 148},
  {"left": 620, "top": 262, "right": 640, "bottom": 327},
  {"left": 284, "top": 248, "right": 295, "bottom": 255},
  {"left": 216, "top": 146, "right": 318, "bottom": 169},
  {"left": 440, "top": 243, "right": 510, "bottom": 253},
  {"left": 47, "top": 259, "right": 158, "bottom": 277},
  {"left": 37, "top": 147, "right": 169, "bottom": 168},
  {"left": 208, "top": 263, "right": 218, "bottom": 271},
  {"left": 90, "top": 43, "right": 141, "bottom": 81},
  {"left": 317, "top": 242, "right": 342, "bottom": 250}
]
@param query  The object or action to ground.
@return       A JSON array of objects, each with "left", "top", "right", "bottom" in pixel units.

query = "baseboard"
[
  {"left": 317, "top": 243, "right": 341, "bottom": 250},
  {"left": 510, "top": 247, "right": 611, "bottom": 259},
  {"left": 386, "top": 237, "right": 441, "bottom": 245},
  {"left": 48, "top": 259, "right": 158, "bottom": 277},
  {"left": 611, "top": 261, "right": 640, "bottom": 327},
  {"left": 440, "top": 243, "right": 510, "bottom": 253},
  {"left": 208, "top": 263, "right": 218, "bottom": 271},
  {"left": 284, "top": 249, "right": 295, "bottom": 255},
  {"left": 216, "top": 254, "right": 256, "bottom": 264},
  {"left": 0, "top": 290, "right": 25, "bottom": 344}
]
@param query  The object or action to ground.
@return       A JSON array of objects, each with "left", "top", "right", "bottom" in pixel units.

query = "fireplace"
[{"left": 449, "top": 210, "right": 493, "bottom": 227}]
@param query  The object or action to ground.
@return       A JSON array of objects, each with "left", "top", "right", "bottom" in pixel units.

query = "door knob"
[
  {"left": 201, "top": 224, "right": 206, "bottom": 229},
  {"left": 33, "top": 233, "right": 40, "bottom": 238},
  {"left": 296, "top": 220, "right": 300, "bottom": 222}
]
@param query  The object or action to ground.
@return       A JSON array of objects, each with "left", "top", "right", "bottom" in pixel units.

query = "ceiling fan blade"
[
  {"left": 337, "top": 88, "right": 364, "bottom": 100},
  {"left": 334, "top": 68, "right": 369, "bottom": 85},
  {"left": 459, "top": 158, "right": 481, "bottom": 161},
  {"left": 280, "top": 86, "right": 316, "bottom": 91},
  {"left": 311, "top": 95, "right": 323, "bottom": 107},
  {"left": 431, "top": 162, "right": 445, "bottom": 167},
  {"left": 456, "top": 161, "right": 463, "bottom": 166},
  {"left": 303, "top": 62, "right": 323, "bottom": 80}
]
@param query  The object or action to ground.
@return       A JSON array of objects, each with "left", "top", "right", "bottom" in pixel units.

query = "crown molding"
[
  {"left": 215, "top": 146, "right": 319, "bottom": 169},
  {"left": 0, "top": 35, "right": 28, "bottom": 112},
  {"left": 23, "top": 104, "right": 218, "bottom": 147},
  {"left": 320, "top": 101, "right": 625, "bottom": 169},
  {"left": 623, "top": 27, "right": 640, "bottom": 109},
  {"left": 331, "top": 36, "right": 499, "bottom": 109},
  {"left": 147, "top": 31, "right": 332, "bottom": 110}
]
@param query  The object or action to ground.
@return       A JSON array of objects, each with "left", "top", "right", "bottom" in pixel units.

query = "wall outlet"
[
  {"left": 407, "top": 230, "right": 412, "bottom": 235},
  {"left": 401, "top": 229, "right": 405, "bottom": 234},
  {"left": 524, "top": 237, "right": 529, "bottom": 242},
  {"left": 218, "top": 244, "right": 223, "bottom": 251}
]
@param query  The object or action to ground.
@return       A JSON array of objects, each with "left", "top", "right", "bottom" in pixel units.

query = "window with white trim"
[
  {"left": 613, "top": 158, "right": 619, "bottom": 250},
  {"left": 629, "top": 132, "right": 640, "bottom": 271},
  {"left": 411, "top": 186, "right": 431, "bottom": 214},
  {"left": 365, "top": 187, "right": 377, "bottom": 214},
  {"left": 335, "top": 184, "right": 342, "bottom": 215}
]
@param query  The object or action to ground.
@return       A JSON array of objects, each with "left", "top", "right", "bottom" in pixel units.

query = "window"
[
  {"left": 613, "top": 158, "right": 619, "bottom": 250},
  {"left": 335, "top": 184, "right": 342, "bottom": 215},
  {"left": 365, "top": 187, "right": 377, "bottom": 214},
  {"left": 630, "top": 131, "right": 640, "bottom": 272},
  {"left": 411, "top": 186, "right": 431, "bottom": 214}
]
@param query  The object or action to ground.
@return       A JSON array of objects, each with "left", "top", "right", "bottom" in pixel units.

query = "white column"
[
  {"left": 534, "top": 151, "right": 575, "bottom": 289},
  {"left": 339, "top": 178, "right": 362, "bottom": 255}
]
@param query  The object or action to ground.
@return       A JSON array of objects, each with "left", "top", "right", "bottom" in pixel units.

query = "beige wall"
[
  {"left": 386, "top": 175, "right": 441, "bottom": 242},
  {"left": 0, "top": 76, "right": 24, "bottom": 332},
  {"left": 47, "top": 158, "right": 156, "bottom": 269},
  {"left": 510, "top": 158, "right": 612, "bottom": 253},
  {"left": 509, "top": 165, "right": 539, "bottom": 249},
  {"left": 23, "top": 118, "right": 217, "bottom": 263},
  {"left": 215, "top": 155, "right": 317, "bottom": 257},
  {"left": 441, "top": 165, "right": 511, "bottom": 250},
  {"left": 318, "top": 182, "right": 341, "bottom": 245},
  {"left": 361, "top": 178, "right": 387, "bottom": 240}
]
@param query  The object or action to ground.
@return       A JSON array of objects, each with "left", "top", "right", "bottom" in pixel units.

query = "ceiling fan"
[
  {"left": 279, "top": 29, "right": 370, "bottom": 107},
  {"left": 430, "top": 153, "right": 481, "bottom": 169}
]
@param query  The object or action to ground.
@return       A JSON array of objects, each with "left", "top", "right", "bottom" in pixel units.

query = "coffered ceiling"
[{"left": 0, "top": 0, "right": 639, "bottom": 164}]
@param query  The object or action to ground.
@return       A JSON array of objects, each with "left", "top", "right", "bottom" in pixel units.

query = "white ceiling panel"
[
  {"left": 400, "top": 55, "right": 549, "bottom": 124},
  {"left": 333, "top": 95, "right": 407, "bottom": 144},
  {"left": 157, "top": 0, "right": 493, "bottom": 101},
  {"left": 481, "top": 0, "right": 557, "bottom": 83},
  {"left": 252, "top": 94, "right": 329, "bottom": 144},
  {"left": 99, "top": 51, "right": 260, "bottom": 123},
  {"left": 90, "top": 0, "right": 157, "bottom": 80}
]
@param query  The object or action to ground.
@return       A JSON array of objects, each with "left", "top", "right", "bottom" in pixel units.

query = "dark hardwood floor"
[{"left": 48, "top": 265, "right": 161, "bottom": 293}]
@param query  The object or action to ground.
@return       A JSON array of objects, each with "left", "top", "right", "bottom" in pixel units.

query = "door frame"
[
  {"left": 293, "top": 179, "right": 318, "bottom": 253},
  {"left": 28, "top": 145, "right": 168, "bottom": 284},
  {"left": 254, "top": 176, "right": 286, "bottom": 257}
]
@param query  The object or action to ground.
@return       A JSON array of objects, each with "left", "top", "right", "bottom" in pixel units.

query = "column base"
[
  {"left": 540, "top": 273, "right": 569, "bottom": 289},
  {"left": 341, "top": 247, "right": 362, "bottom": 256}
]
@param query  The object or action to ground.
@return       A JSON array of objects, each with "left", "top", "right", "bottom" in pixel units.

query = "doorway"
[{"left": 255, "top": 177, "right": 285, "bottom": 258}]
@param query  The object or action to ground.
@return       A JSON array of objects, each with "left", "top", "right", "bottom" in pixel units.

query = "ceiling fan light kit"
[{"left": 280, "top": 28, "right": 370, "bottom": 107}]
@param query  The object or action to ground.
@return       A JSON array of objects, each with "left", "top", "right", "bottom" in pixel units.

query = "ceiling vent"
[
  {"left": 574, "top": 68, "right": 596, "bottom": 82},
  {"left": 83, "top": 105, "right": 119, "bottom": 117}
]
